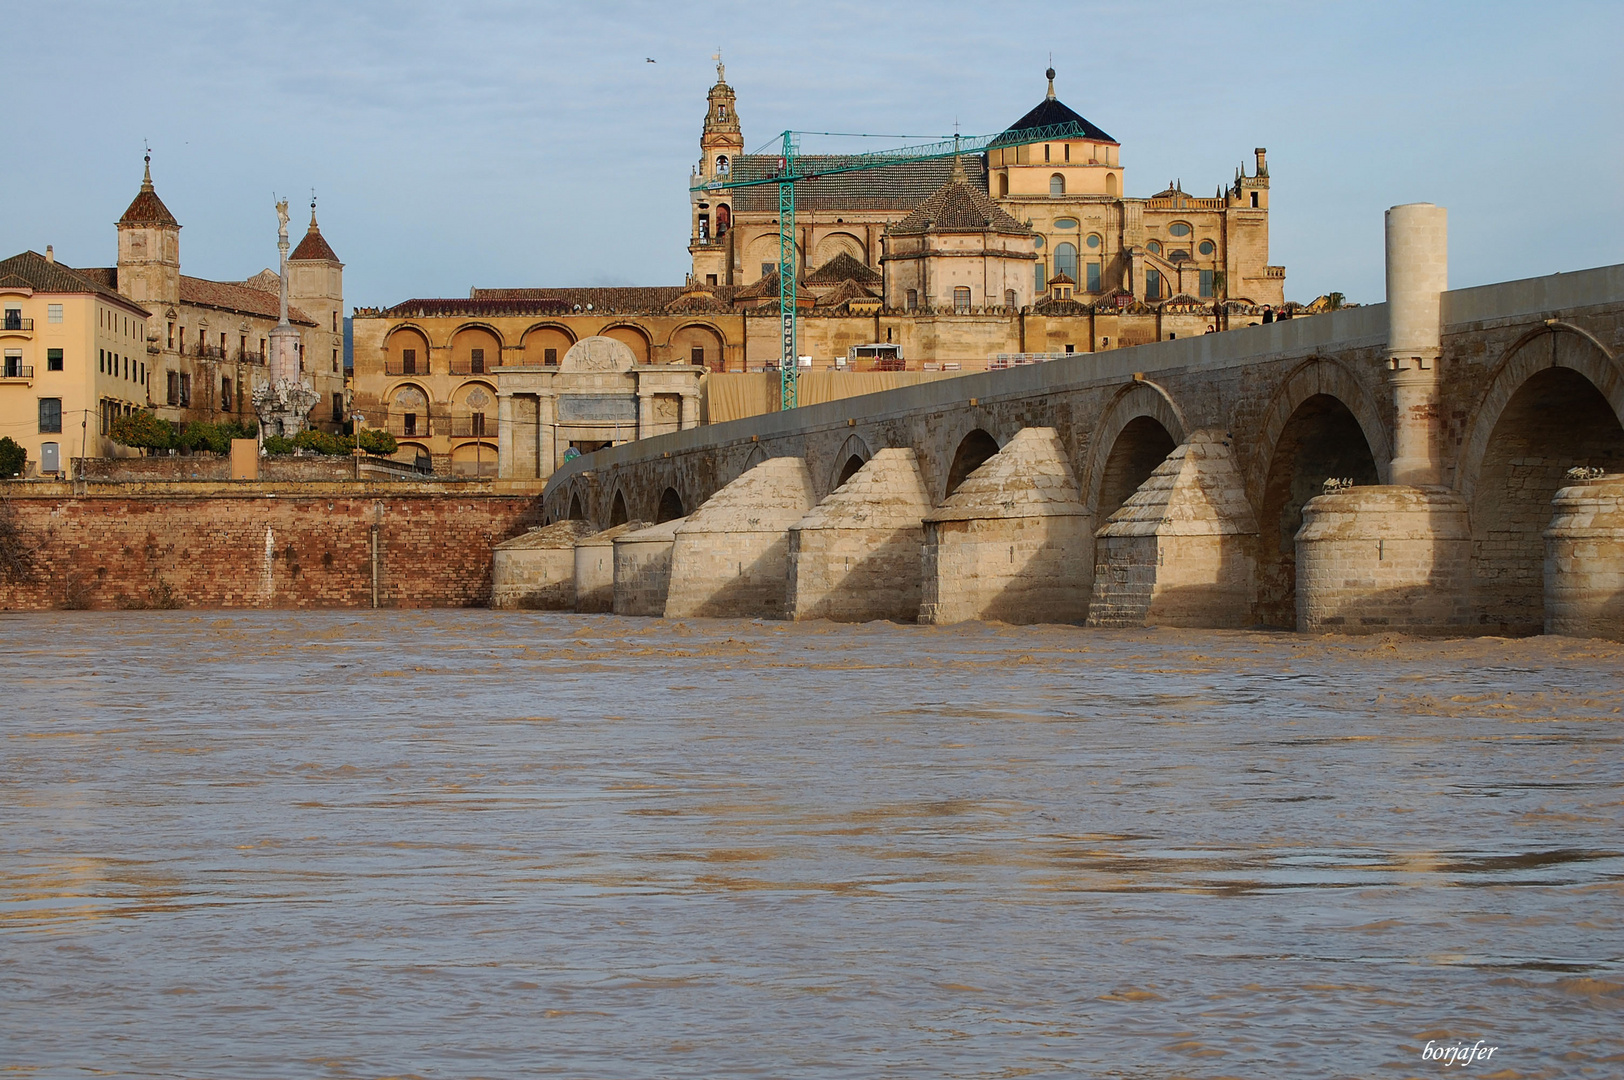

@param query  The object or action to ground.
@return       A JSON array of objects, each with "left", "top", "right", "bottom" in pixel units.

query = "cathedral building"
[
  {"left": 689, "top": 64, "right": 1283, "bottom": 311},
  {"left": 351, "top": 63, "right": 1287, "bottom": 480}
]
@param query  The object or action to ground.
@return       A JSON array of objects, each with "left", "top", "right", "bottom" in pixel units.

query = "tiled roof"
[
  {"left": 290, "top": 215, "right": 340, "bottom": 262},
  {"left": 469, "top": 286, "right": 689, "bottom": 313},
  {"left": 179, "top": 276, "right": 317, "bottom": 326},
  {"left": 995, "top": 95, "right": 1116, "bottom": 145},
  {"left": 813, "top": 278, "right": 881, "bottom": 310},
  {"left": 803, "top": 251, "right": 881, "bottom": 285},
  {"left": 379, "top": 297, "right": 573, "bottom": 319},
  {"left": 732, "top": 268, "right": 815, "bottom": 304},
  {"left": 0, "top": 250, "right": 151, "bottom": 314},
  {"left": 664, "top": 287, "right": 730, "bottom": 313},
  {"left": 118, "top": 161, "right": 180, "bottom": 227},
  {"left": 887, "top": 167, "right": 1032, "bottom": 236},
  {"left": 725, "top": 155, "right": 988, "bottom": 213}
]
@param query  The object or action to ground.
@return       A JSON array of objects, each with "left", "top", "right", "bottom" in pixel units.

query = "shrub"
[
  {"left": 0, "top": 436, "right": 26, "bottom": 479},
  {"left": 355, "top": 428, "right": 398, "bottom": 456},
  {"left": 262, "top": 434, "right": 295, "bottom": 455},
  {"left": 110, "top": 411, "right": 175, "bottom": 452}
]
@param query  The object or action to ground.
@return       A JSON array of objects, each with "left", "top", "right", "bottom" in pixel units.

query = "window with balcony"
[
  {"left": 4, "top": 351, "right": 26, "bottom": 378},
  {"left": 4, "top": 308, "right": 22, "bottom": 330},
  {"left": 401, "top": 348, "right": 417, "bottom": 375},
  {"left": 403, "top": 413, "right": 418, "bottom": 437},
  {"left": 544, "top": 348, "right": 558, "bottom": 366},
  {"left": 470, "top": 347, "right": 485, "bottom": 374}
]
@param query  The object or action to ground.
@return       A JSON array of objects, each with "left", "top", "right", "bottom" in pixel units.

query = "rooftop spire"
[
  {"left": 1046, "top": 63, "right": 1056, "bottom": 100},
  {"left": 950, "top": 155, "right": 967, "bottom": 183},
  {"left": 141, "top": 151, "right": 154, "bottom": 193},
  {"left": 309, "top": 192, "right": 319, "bottom": 230}
]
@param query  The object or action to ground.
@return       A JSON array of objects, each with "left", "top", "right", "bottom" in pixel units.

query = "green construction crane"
[{"left": 692, "top": 120, "right": 1094, "bottom": 410}]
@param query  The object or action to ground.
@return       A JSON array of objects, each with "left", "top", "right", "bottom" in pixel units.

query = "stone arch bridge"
[{"left": 533, "top": 207, "right": 1624, "bottom": 636}]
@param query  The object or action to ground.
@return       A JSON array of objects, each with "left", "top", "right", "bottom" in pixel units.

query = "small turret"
[{"left": 116, "top": 153, "right": 181, "bottom": 309}]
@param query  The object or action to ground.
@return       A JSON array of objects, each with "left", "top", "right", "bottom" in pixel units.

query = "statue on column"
[{"left": 253, "top": 196, "right": 321, "bottom": 438}]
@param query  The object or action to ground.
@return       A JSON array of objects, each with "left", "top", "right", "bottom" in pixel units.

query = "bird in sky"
[{"left": 645, "top": 57, "right": 656, "bottom": 63}]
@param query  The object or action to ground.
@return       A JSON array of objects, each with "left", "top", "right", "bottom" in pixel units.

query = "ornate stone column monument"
[
  {"left": 253, "top": 198, "right": 321, "bottom": 438},
  {"left": 1295, "top": 204, "right": 1473, "bottom": 635}
]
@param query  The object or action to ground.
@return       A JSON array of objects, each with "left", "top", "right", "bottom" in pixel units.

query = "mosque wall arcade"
[{"left": 531, "top": 208, "right": 1624, "bottom": 637}]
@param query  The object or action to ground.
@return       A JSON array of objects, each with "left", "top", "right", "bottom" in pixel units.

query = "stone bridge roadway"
[{"left": 535, "top": 211, "right": 1624, "bottom": 637}]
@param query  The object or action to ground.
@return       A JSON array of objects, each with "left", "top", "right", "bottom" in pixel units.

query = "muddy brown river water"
[{"left": 2, "top": 611, "right": 1622, "bottom": 1078}]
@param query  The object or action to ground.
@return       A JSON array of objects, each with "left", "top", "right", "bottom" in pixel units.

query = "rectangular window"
[
  {"left": 905, "top": 289, "right": 918, "bottom": 311},
  {"left": 180, "top": 374, "right": 191, "bottom": 406},
  {"left": 99, "top": 349, "right": 105, "bottom": 373},
  {"left": 48, "top": 304, "right": 63, "bottom": 324},
  {"left": 471, "top": 413, "right": 486, "bottom": 437},
  {"left": 544, "top": 348, "right": 558, "bottom": 366},
  {"left": 953, "top": 286, "right": 971, "bottom": 313},
  {"left": 470, "top": 347, "right": 485, "bottom": 374},
  {"left": 1064, "top": 144, "right": 1070, "bottom": 162},
  {"left": 167, "top": 371, "right": 180, "bottom": 405},
  {"left": 179, "top": 327, "right": 186, "bottom": 351},
  {"left": 1086, "top": 262, "right": 1101, "bottom": 292},
  {"left": 332, "top": 393, "right": 343, "bottom": 423},
  {"left": 47, "top": 348, "right": 63, "bottom": 371},
  {"left": 761, "top": 263, "right": 774, "bottom": 278},
  {"left": 1145, "top": 268, "right": 1162, "bottom": 301},
  {"left": 1250, "top": 191, "right": 1259, "bottom": 208},
  {"left": 1035, "top": 263, "right": 1046, "bottom": 293},
  {"left": 690, "top": 346, "right": 705, "bottom": 365},
  {"left": 403, "top": 413, "right": 418, "bottom": 437},
  {"left": 4, "top": 350, "right": 22, "bottom": 378},
  {"left": 167, "top": 322, "right": 175, "bottom": 348},
  {"left": 332, "top": 348, "right": 339, "bottom": 372},
  {"left": 222, "top": 377, "right": 233, "bottom": 409},
  {"left": 402, "top": 348, "right": 417, "bottom": 375},
  {"left": 1199, "top": 269, "right": 1215, "bottom": 298}
]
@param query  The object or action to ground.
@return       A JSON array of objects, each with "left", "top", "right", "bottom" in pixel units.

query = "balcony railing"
[
  {"left": 448, "top": 416, "right": 491, "bottom": 438},
  {"left": 385, "top": 416, "right": 431, "bottom": 438},
  {"left": 2, "top": 317, "right": 34, "bottom": 332},
  {"left": 235, "top": 349, "right": 266, "bottom": 364},
  {"left": 448, "top": 360, "right": 492, "bottom": 376},
  {"left": 193, "top": 344, "right": 227, "bottom": 360},
  {"left": 2, "top": 363, "right": 34, "bottom": 379},
  {"left": 385, "top": 360, "right": 426, "bottom": 377}
]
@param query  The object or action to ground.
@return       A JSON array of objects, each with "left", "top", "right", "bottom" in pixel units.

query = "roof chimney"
[
  {"left": 1254, "top": 148, "right": 1268, "bottom": 176},
  {"left": 45, "top": 245, "right": 54, "bottom": 263}
]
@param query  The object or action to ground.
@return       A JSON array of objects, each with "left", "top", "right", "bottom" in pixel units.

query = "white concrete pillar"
[
  {"left": 1385, "top": 203, "right": 1448, "bottom": 487},
  {"left": 537, "top": 392, "right": 557, "bottom": 479}
]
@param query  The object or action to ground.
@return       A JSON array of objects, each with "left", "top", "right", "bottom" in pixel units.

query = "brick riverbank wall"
[{"left": 0, "top": 481, "right": 542, "bottom": 610}]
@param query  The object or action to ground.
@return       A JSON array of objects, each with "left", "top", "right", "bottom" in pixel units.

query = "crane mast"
[{"left": 694, "top": 120, "right": 1091, "bottom": 409}]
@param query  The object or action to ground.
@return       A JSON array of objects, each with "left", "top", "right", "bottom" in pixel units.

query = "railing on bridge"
[{"left": 986, "top": 352, "right": 1070, "bottom": 370}]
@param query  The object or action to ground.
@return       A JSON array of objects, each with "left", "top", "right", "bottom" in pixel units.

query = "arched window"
[
  {"left": 1106, "top": 173, "right": 1118, "bottom": 197},
  {"left": 953, "top": 286, "right": 971, "bottom": 312},
  {"left": 905, "top": 288, "right": 918, "bottom": 311},
  {"left": 715, "top": 156, "right": 730, "bottom": 176},
  {"left": 998, "top": 173, "right": 1009, "bottom": 197},
  {"left": 715, "top": 204, "right": 730, "bottom": 234},
  {"left": 1049, "top": 173, "right": 1065, "bottom": 196},
  {"left": 1147, "top": 241, "right": 1162, "bottom": 256},
  {"left": 1055, "top": 242, "right": 1079, "bottom": 282},
  {"left": 1005, "top": 288, "right": 1017, "bottom": 308}
]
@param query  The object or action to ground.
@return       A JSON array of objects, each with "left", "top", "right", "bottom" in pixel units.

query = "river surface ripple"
[{"left": 2, "top": 612, "right": 1623, "bottom": 1078}]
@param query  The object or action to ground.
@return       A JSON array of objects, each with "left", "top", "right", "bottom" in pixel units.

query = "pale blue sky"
[{"left": 5, "top": 1, "right": 1620, "bottom": 310}]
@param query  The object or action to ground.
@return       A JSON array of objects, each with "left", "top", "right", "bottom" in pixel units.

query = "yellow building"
[{"left": 0, "top": 249, "right": 152, "bottom": 475}]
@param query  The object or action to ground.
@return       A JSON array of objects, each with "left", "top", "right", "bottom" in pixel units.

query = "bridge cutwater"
[{"left": 497, "top": 205, "right": 1624, "bottom": 639}]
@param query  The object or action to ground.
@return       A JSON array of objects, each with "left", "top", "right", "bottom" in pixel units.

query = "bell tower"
[
  {"left": 691, "top": 54, "right": 743, "bottom": 286},
  {"left": 115, "top": 153, "right": 181, "bottom": 310}
]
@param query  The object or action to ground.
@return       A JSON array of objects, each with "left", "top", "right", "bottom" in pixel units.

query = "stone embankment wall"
[
  {"left": 73, "top": 455, "right": 427, "bottom": 483},
  {"left": 0, "top": 481, "right": 539, "bottom": 611}
]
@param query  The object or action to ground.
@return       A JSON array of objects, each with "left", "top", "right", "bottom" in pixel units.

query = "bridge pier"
[
  {"left": 574, "top": 521, "right": 650, "bottom": 613},
  {"left": 919, "top": 428, "right": 1093, "bottom": 625},
  {"left": 491, "top": 520, "right": 595, "bottom": 610},
  {"left": 1545, "top": 474, "right": 1624, "bottom": 640},
  {"left": 787, "top": 448, "right": 933, "bottom": 622},
  {"left": 1298, "top": 202, "right": 1476, "bottom": 634},
  {"left": 1088, "top": 429, "right": 1258, "bottom": 628},
  {"left": 665, "top": 457, "right": 817, "bottom": 619},
  {"left": 613, "top": 517, "right": 687, "bottom": 616}
]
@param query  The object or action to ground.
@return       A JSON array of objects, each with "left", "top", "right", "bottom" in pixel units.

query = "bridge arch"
[
  {"left": 1084, "top": 380, "right": 1187, "bottom": 519},
  {"left": 943, "top": 428, "right": 1001, "bottom": 499},
  {"left": 1253, "top": 360, "right": 1386, "bottom": 627},
  {"left": 830, "top": 433, "right": 874, "bottom": 492},
  {"left": 656, "top": 486, "right": 686, "bottom": 523},
  {"left": 609, "top": 488, "right": 630, "bottom": 527},
  {"left": 742, "top": 442, "right": 769, "bottom": 471},
  {"left": 1457, "top": 325, "right": 1624, "bottom": 633},
  {"left": 567, "top": 490, "right": 586, "bottom": 522}
]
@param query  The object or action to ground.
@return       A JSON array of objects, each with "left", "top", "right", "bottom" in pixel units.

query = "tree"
[
  {"left": 355, "top": 428, "right": 398, "bottom": 456},
  {"left": 0, "top": 437, "right": 25, "bottom": 479},
  {"left": 110, "top": 411, "right": 174, "bottom": 452}
]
